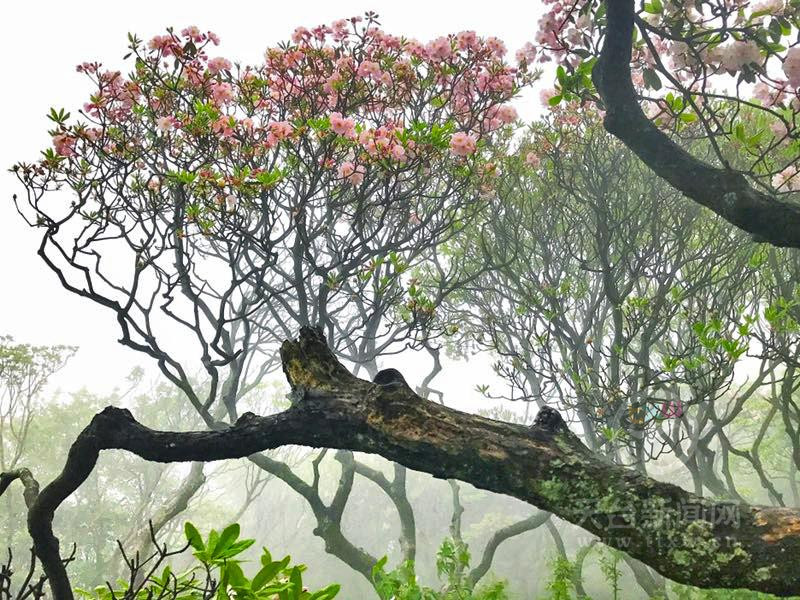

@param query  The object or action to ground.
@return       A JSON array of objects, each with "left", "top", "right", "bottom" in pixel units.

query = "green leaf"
[
  {"left": 644, "top": 0, "right": 663, "bottom": 13},
  {"left": 642, "top": 68, "right": 662, "bottom": 90},
  {"left": 214, "top": 523, "right": 241, "bottom": 558},
  {"left": 289, "top": 567, "right": 303, "bottom": 600},
  {"left": 253, "top": 558, "right": 290, "bottom": 591},
  {"left": 307, "top": 584, "right": 341, "bottom": 600},
  {"left": 223, "top": 561, "right": 247, "bottom": 587},
  {"left": 184, "top": 522, "right": 204, "bottom": 551},
  {"left": 217, "top": 538, "right": 255, "bottom": 559}
]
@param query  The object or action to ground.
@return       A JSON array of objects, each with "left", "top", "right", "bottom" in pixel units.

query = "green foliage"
[
  {"left": 541, "top": 556, "right": 578, "bottom": 600},
  {"left": 668, "top": 584, "right": 800, "bottom": 600},
  {"left": 76, "top": 521, "right": 340, "bottom": 600},
  {"left": 534, "top": 551, "right": 800, "bottom": 600},
  {"left": 597, "top": 548, "right": 622, "bottom": 600},
  {"left": 372, "top": 538, "right": 509, "bottom": 600}
]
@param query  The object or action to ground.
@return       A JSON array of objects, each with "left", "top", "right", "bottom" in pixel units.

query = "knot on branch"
[
  {"left": 234, "top": 412, "right": 259, "bottom": 427},
  {"left": 87, "top": 407, "right": 137, "bottom": 441},
  {"left": 280, "top": 326, "right": 359, "bottom": 392},
  {"left": 0, "top": 468, "right": 40, "bottom": 507},
  {"left": 532, "top": 406, "right": 567, "bottom": 433},
  {"left": 372, "top": 368, "right": 412, "bottom": 393},
  {"left": 97, "top": 406, "right": 135, "bottom": 422}
]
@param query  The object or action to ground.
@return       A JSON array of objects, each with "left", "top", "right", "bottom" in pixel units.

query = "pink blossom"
[
  {"left": 770, "top": 119, "right": 791, "bottom": 139},
  {"left": 53, "top": 134, "right": 76, "bottom": 157},
  {"left": 207, "top": 31, "right": 221, "bottom": 45},
  {"left": 426, "top": 37, "right": 452, "bottom": 61},
  {"left": 208, "top": 57, "right": 233, "bottom": 75},
  {"left": 495, "top": 104, "right": 518, "bottom": 123},
  {"left": 331, "top": 19, "right": 349, "bottom": 40},
  {"left": 784, "top": 47, "right": 800, "bottom": 87},
  {"left": 292, "top": 27, "right": 311, "bottom": 44},
  {"left": 156, "top": 116, "right": 174, "bottom": 132},
  {"left": 456, "top": 31, "right": 479, "bottom": 52},
  {"left": 269, "top": 121, "right": 294, "bottom": 140},
  {"left": 515, "top": 42, "right": 537, "bottom": 66},
  {"left": 76, "top": 62, "right": 99, "bottom": 74},
  {"left": 391, "top": 144, "right": 406, "bottom": 161},
  {"left": 147, "top": 176, "right": 162, "bottom": 191},
  {"left": 357, "top": 60, "right": 382, "bottom": 80},
  {"left": 210, "top": 82, "right": 234, "bottom": 105},
  {"left": 338, "top": 161, "right": 365, "bottom": 185},
  {"left": 486, "top": 37, "right": 507, "bottom": 59},
  {"left": 225, "top": 194, "right": 237, "bottom": 212},
  {"left": 148, "top": 35, "right": 176, "bottom": 56},
  {"left": 213, "top": 116, "right": 235, "bottom": 138},
  {"left": 405, "top": 39, "right": 428, "bottom": 59},
  {"left": 721, "top": 40, "right": 761, "bottom": 72},
  {"left": 329, "top": 112, "right": 356, "bottom": 138},
  {"left": 181, "top": 26, "right": 204, "bottom": 43},
  {"left": 525, "top": 152, "right": 541, "bottom": 168},
  {"left": 449, "top": 132, "right": 477, "bottom": 156}
]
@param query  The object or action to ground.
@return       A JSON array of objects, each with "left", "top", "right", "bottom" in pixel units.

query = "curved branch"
[
  {"left": 593, "top": 0, "right": 800, "bottom": 248},
  {"left": 340, "top": 454, "right": 417, "bottom": 562},
  {"left": 467, "top": 511, "right": 550, "bottom": 587},
  {"left": 0, "top": 468, "right": 39, "bottom": 509},
  {"left": 19, "top": 328, "right": 800, "bottom": 599},
  {"left": 247, "top": 452, "right": 378, "bottom": 581}
]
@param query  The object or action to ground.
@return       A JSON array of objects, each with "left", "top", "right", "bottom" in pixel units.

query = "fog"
[{"left": 3, "top": 2, "right": 800, "bottom": 600}]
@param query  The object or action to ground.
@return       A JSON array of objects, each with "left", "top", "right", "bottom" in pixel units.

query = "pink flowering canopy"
[
  {"left": 530, "top": 0, "right": 800, "bottom": 193},
  {"left": 12, "top": 14, "right": 533, "bottom": 374}
]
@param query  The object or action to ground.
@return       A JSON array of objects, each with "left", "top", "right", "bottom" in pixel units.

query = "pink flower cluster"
[
  {"left": 784, "top": 48, "right": 800, "bottom": 87},
  {"left": 208, "top": 57, "right": 233, "bottom": 75},
  {"left": 47, "top": 15, "right": 530, "bottom": 211},
  {"left": 484, "top": 104, "right": 518, "bottom": 131},
  {"left": 330, "top": 112, "right": 357, "bottom": 138},
  {"left": 358, "top": 123, "right": 412, "bottom": 162},
  {"left": 338, "top": 161, "right": 365, "bottom": 185},
  {"left": 525, "top": 152, "right": 540, "bottom": 168},
  {"left": 773, "top": 165, "right": 800, "bottom": 191},
  {"left": 53, "top": 134, "right": 76, "bottom": 157},
  {"left": 449, "top": 132, "right": 477, "bottom": 156}
]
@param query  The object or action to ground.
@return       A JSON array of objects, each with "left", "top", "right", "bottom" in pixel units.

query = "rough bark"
[
  {"left": 593, "top": 0, "right": 800, "bottom": 248},
  {"left": 4, "top": 328, "right": 800, "bottom": 599}
]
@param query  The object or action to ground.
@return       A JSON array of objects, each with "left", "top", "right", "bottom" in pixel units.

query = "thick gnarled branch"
[
  {"left": 593, "top": 0, "right": 800, "bottom": 248},
  {"left": 8, "top": 327, "right": 800, "bottom": 599}
]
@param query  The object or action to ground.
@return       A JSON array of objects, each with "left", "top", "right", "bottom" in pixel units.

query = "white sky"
[{"left": 0, "top": 1, "right": 546, "bottom": 403}]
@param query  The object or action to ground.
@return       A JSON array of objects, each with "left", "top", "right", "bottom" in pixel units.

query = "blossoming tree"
[
  {"left": 533, "top": 0, "right": 800, "bottom": 247},
  {"left": 9, "top": 14, "right": 537, "bottom": 599}
]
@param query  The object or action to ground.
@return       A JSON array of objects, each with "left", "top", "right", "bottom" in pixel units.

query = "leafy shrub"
[
  {"left": 75, "top": 522, "right": 340, "bottom": 600},
  {"left": 372, "top": 538, "right": 509, "bottom": 600}
]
